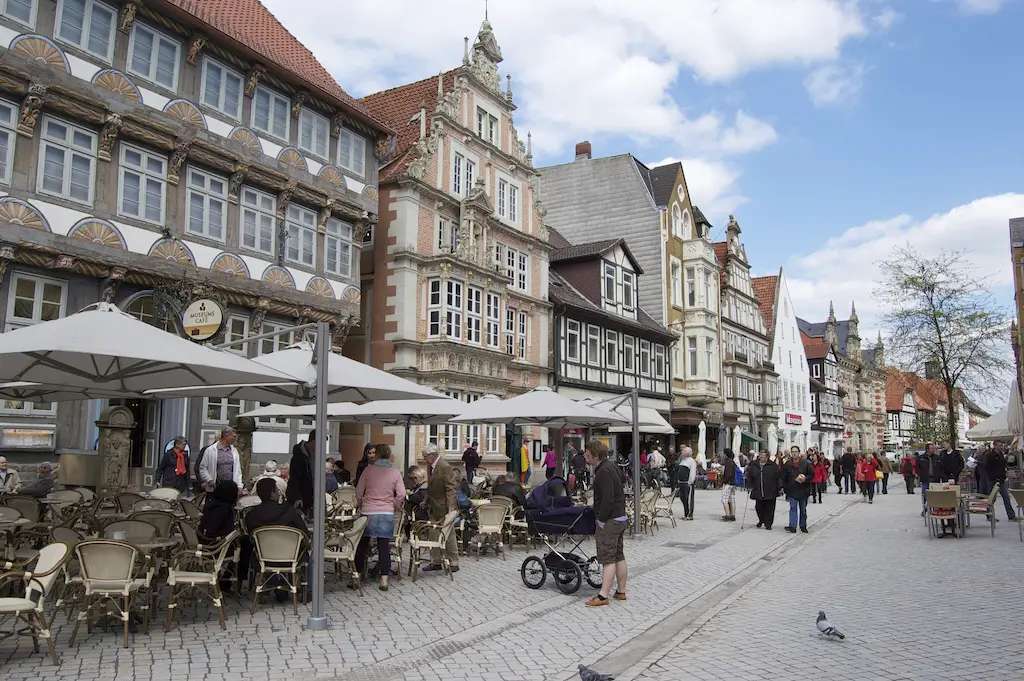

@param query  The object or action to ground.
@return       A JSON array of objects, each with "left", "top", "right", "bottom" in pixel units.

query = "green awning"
[{"left": 741, "top": 431, "right": 765, "bottom": 444}]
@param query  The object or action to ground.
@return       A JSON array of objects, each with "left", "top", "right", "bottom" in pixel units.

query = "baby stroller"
[{"left": 519, "top": 477, "right": 602, "bottom": 594}]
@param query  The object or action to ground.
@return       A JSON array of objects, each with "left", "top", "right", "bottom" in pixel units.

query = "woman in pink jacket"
[{"left": 355, "top": 444, "right": 406, "bottom": 590}]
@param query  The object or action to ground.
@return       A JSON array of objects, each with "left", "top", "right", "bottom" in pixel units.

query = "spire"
[
  {"left": 463, "top": 36, "right": 470, "bottom": 66},
  {"left": 506, "top": 73, "right": 513, "bottom": 104},
  {"left": 876, "top": 330, "right": 883, "bottom": 346},
  {"left": 827, "top": 301, "right": 836, "bottom": 322},
  {"left": 850, "top": 300, "right": 859, "bottom": 323}
]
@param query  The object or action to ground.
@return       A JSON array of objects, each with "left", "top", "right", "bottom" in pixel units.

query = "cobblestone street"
[{"left": 1, "top": 486, "right": 1020, "bottom": 681}]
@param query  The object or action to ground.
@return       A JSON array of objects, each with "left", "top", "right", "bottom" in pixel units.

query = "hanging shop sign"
[
  {"left": 785, "top": 414, "right": 803, "bottom": 425},
  {"left": 181, "top": 299, "right": 224, "bottom": 341}
]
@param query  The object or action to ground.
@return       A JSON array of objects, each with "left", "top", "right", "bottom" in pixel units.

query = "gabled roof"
[
  {"left": 885, "top": 367, "right": 913, "bottom": 412},
  {"left": 713, "top": 242, "right": 727, "bottom": 267},
  {"left": 648, "top": 163, "right": 680, "bottom": 207},
  {"left": 549, "top": 271, "right": 672, "bottom": 340},
  {"left": 693, "top": 205, "right": 712, "bottom": 229},
  {"left": 801, "top": 331, "right": 831, "bottom": 360},
  {"left": 546, "top": 226, "right": 574, "bottom": 250},
  {"left": 751, "top": 275, "right": 778, "bottom": 334},
  {"left": 360, "top": 70, "right": 459, "bottom": 182},
  {"left": 633, "top": 159, "right": 655, "bottom": 200},
  {"left": 550, "top": 238, "right": 644, "bottom": 274},
  {"left": 168, "top": 0, "right": 389, "bottom": 133}
]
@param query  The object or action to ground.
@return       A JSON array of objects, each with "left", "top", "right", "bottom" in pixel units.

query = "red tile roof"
[
  {"left": 167, "top": 0, "right": 389, "bottom": 132},
  {"left": 885, "top": 367, "right": 910, "bottom": 412},
  {"left": 751, "top": 275, "right": 778, "bottom": 333},
  {"left": 359, "top": 70, "right": 459, "bottom": 182},
  {"left": 801, "top": 330, "right": 830, "bottom": 359}
]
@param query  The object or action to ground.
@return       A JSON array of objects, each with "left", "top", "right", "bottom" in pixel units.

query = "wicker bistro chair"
[
  {"left": 132, "top": 498, "right": 172, "bottom": 513},
  {"left": 472, "top": 504, "right": 508, "bottom": 560},
  {"left": 72, "top": 488, "right": 96, "bottom": 503},
  {"left": 0, "top": 507, "right": 21, "bottom": 523},
  {"left": 103, "top": 520, "right": 159, "bottom": 542},
  {"left": 114, "top": 493, "right": 145, "bottom": 514},
  {"left": 147, "top": 488, "right": 180, "bottom": 502},
  {"left": 324, "top": 516, "right": 368, "bottom": 594},
  {"left": 164, "top": 529, "right": 239, "bottom": 632},
  {"left": 924, "top": 489, "right": 961, "bottom": 539},
  {"left": 653, "top": 488, "right": 678, "bottom": 528},
  {"left": 390, "top": 509, "right": 407, "bottom": 580},
  {"left": 408, "top": 510, "right": 460, "bottom": 582},
  {"left": 70, "top": 540, "right": 151, "bottom": 648},
  {"left": 1010, "top": 489, "right": 1024, "bottom": 542},
  {"left": 236, "top": 495, "right": 262, "bottom": 511},
  {"left": 0, "top": 496, "right": 43, "bottom": 523},
  {"left": 250, "top": 526, "right": 308, "bottom": 615},
  {"left": 0, "top": 542, "right": 71, "bottom": 665},
  {"left": 50, "top": 528, "right": 85, "bottom": 620},
  {"left": 128, "top": 512, "right": 176, "bottom": 538},
  {"left": 964, "top": 483, "right": 1000, "bottom": 537},
  {"left": 489, "top": 495, "right": 532, "bottom": 551},
  {"left": 638, "top": 489, "right": 660, "bottom": 534},
  {"left": 178, "top": 499, "right": 202, "bottom": 522}
]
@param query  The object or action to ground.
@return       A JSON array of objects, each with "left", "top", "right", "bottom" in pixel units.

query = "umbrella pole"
[
  {"left": 404, "top": 417, "right": 412, "bottom": 472},
  {"left": 307, "top": 321, "right": 330, "bottom": 630},
  {"left": 631, "top": 389, "right": 642, "bottom": 538}
]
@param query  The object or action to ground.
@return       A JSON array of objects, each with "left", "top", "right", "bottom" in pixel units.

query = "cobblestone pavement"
[{"left": 1, "top": 485, "right": 1016, "bottom": 681}]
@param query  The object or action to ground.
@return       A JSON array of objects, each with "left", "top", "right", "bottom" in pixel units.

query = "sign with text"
[
  {"left": 182, "top": 299, "right": 224, "bottom": 341},
  {"left": 785, "top": 413, "right": 803, "bottom": 425}
]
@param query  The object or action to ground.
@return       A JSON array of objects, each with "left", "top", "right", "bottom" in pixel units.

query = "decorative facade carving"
[
  {"left": 435, "top": 83, "right": 462, "bottom": 119},
  {"left": 100, "top": 266, "right": 127, "bottom": 303},
  {"left": 318, "top": 199, "right": 338, "bottom": 229},
  {"left": 244, "top": 64, "right": 266, "bottom": 97},
  {"left": 0, "top": 245, "right": 14, "bottom": 283},
  {"left": 277, "top": 181, "right": 297, "bottom": 217},
  {"left": 186, "top": 33, "right": 207, "bottom": 66},
  {"left": 17, "top": 84, "right": 46, "bottom": 138},
  {"left": 332, "top": 315, "right": 356, "bottom": 349},
  {"left": 469, "top": 20, "right": 503, "bottom": 93},
  {"left": 232, "top": 415, "right": 257, "bottom": 480},
  {"left": 223, "top": 164, "right": 248, "bottom": 204},
  {"left": 249, "top": 298, "right": 270, "bottom": 334},
  {"left": 373, "top": 134, "right": 397, "bottom": 164},
  {"left": 118, "top": 1, "right": 139, "bottom": 33},
  {"left": 98, "top": 113, "right": 123, "bottom": 162},
  {"left": 291, "top": 91, "right": 309, "bottom": 119},
  {"left": 97, "top": 405, "right": 136, "bottom": 493},
  {"left": 405, "top": 119, "right": 444, "bottom": 181},
  {"left": 353, "top": 212, "right": 376, "bottom": 244},
  {"left": 167, "top": 138, "right": 192, "bottom": 185}
]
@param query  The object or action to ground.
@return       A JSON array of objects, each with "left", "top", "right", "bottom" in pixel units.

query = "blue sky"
[{"left": 269, "top": 0, "right": 1024, "bottom": 345}]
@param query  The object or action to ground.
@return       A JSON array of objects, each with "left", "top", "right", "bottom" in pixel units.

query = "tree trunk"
[{"left": 945, "top": 381, "right": 958, "bottom": 447}]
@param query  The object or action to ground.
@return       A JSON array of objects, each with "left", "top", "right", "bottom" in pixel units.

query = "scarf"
[
  {"left": 376, "top": 460, "right": 394, "bottom": 468},
  {"left": 175, "top": 450, "right": 187, "bottom": 475}
]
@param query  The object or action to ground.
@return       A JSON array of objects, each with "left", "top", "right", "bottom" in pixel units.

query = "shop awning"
[{"left": 741, "top": 431, "right": 765, "bottom": 444}]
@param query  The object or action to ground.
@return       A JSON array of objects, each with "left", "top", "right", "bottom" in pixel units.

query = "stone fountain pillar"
[
  {"left": 233, "top": 415, "right": 257, "bottom": 485},
  {"left": 96, "top": 405, "right": 136, "bottom": 494}
]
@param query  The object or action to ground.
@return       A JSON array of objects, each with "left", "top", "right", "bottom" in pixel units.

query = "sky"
[{"left": 265, "top": 0, "right": 1024, "bottom": 359}]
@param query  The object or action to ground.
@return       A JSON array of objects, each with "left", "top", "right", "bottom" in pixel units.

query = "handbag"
[{"left": 875, "top": 470, "right": 883, "bottom": 480}]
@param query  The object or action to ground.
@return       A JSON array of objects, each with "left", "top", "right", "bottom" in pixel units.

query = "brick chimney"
[{"left": 575, "top": 141, "right": 592, "bottom": 161}]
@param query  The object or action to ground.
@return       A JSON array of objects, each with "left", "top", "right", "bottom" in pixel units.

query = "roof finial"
[
  {"left": 506, "top": 73, "right": 513, "bottom": 103},
  {"left": 828, "top": 301, "right": 836, "bottom": 321},
  {"left": 527, "top": 131, "right": 532, "bottom": 156},
  {"left": 850, "top": 300, "right": 858, "bottom": 322},
  {"left": 463, "top": 36, "right": 470, "bottom": 66},
  {"left": 437, "top": 71, "right": 444, "bottom": 99},
  {"left": 485, "top": 0, "right": 489, "bottom": 21}
]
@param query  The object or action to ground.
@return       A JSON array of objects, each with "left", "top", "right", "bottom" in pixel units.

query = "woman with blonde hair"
[{"left": 354, "top": 444, "right": 405, "bottom": 590}]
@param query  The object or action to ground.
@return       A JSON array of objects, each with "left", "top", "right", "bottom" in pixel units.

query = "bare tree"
[{"left": 875, "top": 245, "right": 1011, "bottom": 445}]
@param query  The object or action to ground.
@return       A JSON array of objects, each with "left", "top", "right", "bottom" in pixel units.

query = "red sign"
[{"left": 785, "top": 414, "right": 802, "bottom": 425}]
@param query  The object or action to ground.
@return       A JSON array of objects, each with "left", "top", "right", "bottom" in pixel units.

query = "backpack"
[
  {"left": 733, "top": 465, "right": 744, "bottom": 487},
  {"left": 456, "top": 489, "right": 473, "bottom": 511}
]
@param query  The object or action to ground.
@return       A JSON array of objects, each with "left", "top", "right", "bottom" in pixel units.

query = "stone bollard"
[{"left": 96, "top": 405, "right": 136, "bottom": 494}]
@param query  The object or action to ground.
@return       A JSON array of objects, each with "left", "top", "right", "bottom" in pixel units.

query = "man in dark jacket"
[
  {"left": 781, "top": 447, "right": 814, "bottom": 533},
  {"left": 941, "top": 441, "right": 964, "bottom": 483},
  {"left": 286, "top": 430, "right": 315, "bottom": 515},
  {"left": 982, "top": 441, "right": 1017, "bottom": 521},
  {"left": 747, "top": 451, "right": 782, "bottom": 530},
  {"left": 155, "top": 436, "right": 191, "bottom": 493},
  {"left": 585, "top": 439, "right": 627, "bottom": 607},
  {"left": 462, "top": 440, "right": 481, "bottom": 484},
  {"left": 917, "top": 443, "right": 945, "bottom": 516},
  {"left": 840, "top": 448, "right": 857, "bottom": 494}
]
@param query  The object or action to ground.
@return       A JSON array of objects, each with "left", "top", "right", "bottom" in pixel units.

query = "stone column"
[
  {"left": 96, "top": 405, "right": 136, "bottom": 494},
  {"left": 233, "top": 415, "right": 257, "bottom": 486}
]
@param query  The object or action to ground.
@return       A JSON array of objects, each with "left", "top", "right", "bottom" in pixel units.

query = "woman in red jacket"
[
  {"left": 856, "top": 453, "right": 880, "bottom": 503},
  {"left": 809, "top": 452, "right": 827, "bottom": 504},
  {"left": 900, "top": 454, "right": 917, "bottom": 494}
]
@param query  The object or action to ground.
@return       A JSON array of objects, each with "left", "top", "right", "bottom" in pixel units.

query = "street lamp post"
[{"left": 306, "top": 321, "right": 330, "bottom": 630}]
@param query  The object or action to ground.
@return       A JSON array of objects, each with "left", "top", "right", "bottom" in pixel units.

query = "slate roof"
[
  {"left": 633, "top": 159, "right": 655, "bottom": 200},
  {"left": 549, "top": 271, "right": 673, "bottom": 341},
  {"left": 1011, "top": 217, "right": 1024, "bottom": 246},
  {"left": 693, "top": 205, "right": 712, "bottom": 230},
  {"left": 798, "top": 316, "right": 883, "bottom": 370},
  {"left": 751, "top": 275, "right": 778, "bottom": 334},
  {"left": 168, "top": 0, "right": 389, "bottom": 133},
  {"left": 648, "top": 163, "right": 680, "bottom": 207},
  {"left": 550, "top": 238, "right": 644, "bottom": 274},
  {"left": 546, "top": 226, "right": 574, "bottom": 250},
  {"left": 360, "top": 70, "right": 459, "bottom": 182}
]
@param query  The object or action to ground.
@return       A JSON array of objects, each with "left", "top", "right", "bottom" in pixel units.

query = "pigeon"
[
  {"left": 816, "top": 610, "right": 845, "bottom": 639},
  {"left": 578, "top": 664, "right": 615, "bottom": 681}
]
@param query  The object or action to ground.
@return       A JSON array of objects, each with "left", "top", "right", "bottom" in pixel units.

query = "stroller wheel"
[
  {"left": 520, "top": 556, "right": 547, "bottom": 589},
  {"left": 583, "top": 556, "right": 603, "bottom": 589},
  {"left": 554, "top": 559, "right": 582, "bottom": 595}
]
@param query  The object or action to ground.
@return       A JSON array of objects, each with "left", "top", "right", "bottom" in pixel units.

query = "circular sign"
[{"left": 181, "top": 299, "right": 224, "bottom": 341}]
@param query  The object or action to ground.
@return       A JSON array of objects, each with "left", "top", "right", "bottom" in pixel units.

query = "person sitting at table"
[
  {"left": 405, "top": 466, "right": 430, "bottom": 525},
  {"left": 17, "top": 462, "right": 55, "bottom": 498},
  {"left": 250, "top": 460, "right": 288, "bottom": 499},
  {"left": 0, "top": 456, "right": 23, "bottom": 493},
  {"left": 325, "top": 461, "right": 339, "bottom": 494},
  {"left": 492, "top": 475, "right": 527, "bottom": 509},
  {"left": 245, "top": 478, "right": 308, "bottom": 601},
  {"left": 198, "top": 481, "right": 238, "bottom": 540}
]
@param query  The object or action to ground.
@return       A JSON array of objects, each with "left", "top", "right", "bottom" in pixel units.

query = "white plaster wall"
[
  {"left": 257, "top": 135, "right": 283, "bottom": 161},
  {"left": 136, "top": 86, "right": 170, "bottom": 112},
  {"left": 65, "top": 54, "right": 101, "bottom": 82},
  {"left": 773, "top": 271, "right": 812, "bottom": 446}
]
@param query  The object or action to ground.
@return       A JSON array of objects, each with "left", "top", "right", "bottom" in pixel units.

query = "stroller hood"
[{"left": 526, "top": 476, "right": 572, "bottom": 509}]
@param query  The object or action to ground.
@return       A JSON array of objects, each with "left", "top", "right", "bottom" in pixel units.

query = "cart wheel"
[
  {"left": 520, "top": 556, "right": 546, "bottom": 589},
  {"left": 554, "top": 559, "right": 582, "bottom": 595},
  {"left": 583, "top": 557, "right": 603, "bottom": 589}
]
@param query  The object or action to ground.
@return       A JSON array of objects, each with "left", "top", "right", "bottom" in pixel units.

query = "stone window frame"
[{"left": 38, "top": 115, "right": 98, "bottom": 207}]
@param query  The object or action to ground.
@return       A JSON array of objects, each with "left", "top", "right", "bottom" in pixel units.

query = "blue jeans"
[
  {"left": 921, "top": 481, "right": 929, "bottom": 509},
  {"left": 789, "top": 497, "right": 808, "bottom": 529},
  {"left": 995, "top": 480, "right": 1017, "bottom": 520},
  {"left": 843, "top": 471, "right": 855, "bottom": 493}
]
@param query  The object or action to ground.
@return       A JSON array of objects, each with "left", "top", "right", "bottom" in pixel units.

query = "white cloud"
[
  {"left": 786, "top": 194, "right": 1024, "bottom": 337},
  {"left": 945, "top": 0, "right": 1010, "bottom": 14},
  {"left": 650, "top": 157, "right": 749, "bottom": 222},
  {"left": 803, "top": 61, "right": 867, "bottom": 106},
  {"left": 872, "top": 7, "right": 903, "bottom": 30}
]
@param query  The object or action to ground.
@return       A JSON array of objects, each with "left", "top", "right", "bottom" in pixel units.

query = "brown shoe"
[
  {"left": 613, "top": 591, "right": 626, "bottom": 601},
  {"left": 585, "top": 595, "right": 609, "bottom": 607}
]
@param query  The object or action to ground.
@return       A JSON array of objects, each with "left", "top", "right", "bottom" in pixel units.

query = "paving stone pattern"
[{"left": 1, "top": 486, "right": 1017, "bottom": 681}]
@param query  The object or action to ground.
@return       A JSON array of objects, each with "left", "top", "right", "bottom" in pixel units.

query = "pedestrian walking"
[
  {"left": 900, "top": 454, "right": 917, "bottom": 494},
  {"left": 878, "top": 454, "right": 892, "bottom": 494},
  {"left": 720, "top": 449, "right": 739, "bottom": 522},
  {"left": 666, "top": 445, "right": 679, "bottom": 493},
  {"left": 781, "top": 446, "right": 814, "bottom": 533},
  {"left": 286, "top": 430, "right": 316, "bottom": 513},
  {"left": 676, "top": 446, "right": 697, "bottom": 521},
  {"left": 585, "top": 439, "right": 628, "bottom": 607},
  {"left": 982, "top": 441, "right": 1017, "bottom": 522},
  {"left": 747, "top": 451, "right": 781, "bottom": 530},
  {"left": 421, "top": 443, "right": 460, "bottom": 574},
  {"left": 809, "top": 452, "right": 827, "bottom": 504},
  {"left": 462, "top": 440, "right": 481, "bottom": 484},
  {"left": 841, "top": 448, "right": 857, "bottom": 494},
  {"left": 197, "top": 427, "right": 243, "bottom": 494},
  {"left": 832, "top": 453, "right": 843, "bottom": 491},
  {"left": 155, "top": 436, "right": 191, "bottom": 494},
  {"left": 857, "top": 453, "right": 879, "bottom": 503}
]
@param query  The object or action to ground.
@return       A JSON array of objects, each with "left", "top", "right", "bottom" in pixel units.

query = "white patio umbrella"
[
  {"left": 0, "top": 303, "right": 301, "bottom": 392},
  {"left": 449, "top": 387, "right": 628, "bottom": 429},
  {"left": 767, "top": 424, "right": 778, "bottom": 455},
  {"left": 0, "top": 382, "right": 143, "bottom": 402},
  {"left": 579, "top": 396, "right": 674, "bottom": 434},
  {"left": 731, "top": 425, "right": 742, "bottom": 454},
  {"left": 1008, "top": 380, "right": 1024, "bottom": 447},
  {"left": 697, "top": 420, "right": 707, "bottom": 464},
  {"left": 966, "top": 408, "right": 1013, "bottom": 440},
  {"left": 145, "top": 341, "right": 441, "bottom": 404}
]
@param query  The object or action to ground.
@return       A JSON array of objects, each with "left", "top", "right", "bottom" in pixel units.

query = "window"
[
  {"left": 338, "top": 129, "right": 366, "bottom": 177},
  {"left": 205, "top": 397, "right": 242, "bottom": 424},
  {"left": 810, "top": 393, "right": 816, "bottom": 414},
  {"left": 788, "top": 350, "right": 793, "bottom": 368},
  {"left": 0, "top": 99, "right": 16, "bottom": 185},
  {"left": 654, "top": 345, "right": 666, "bottom": 379},
  {"left": 186, "top": 167, "right": 226, "bottom": 240},
  {"left": 128, "top": 23, "right": 180, "bottom": 90},
  {"left": 812, "top": 364, "right": 820, "bottom": 378},
  {"left": 285, "top": 204, "right": 316, "bottom": 266},
  {"left": 428, "top": 279, "right": 442, "bottom": 337},
  {"left": 240, "top": 187, "right": 276, "bottom": 255},
  {"left": 672, "top": 343, "right": 681, "bottom": 378},
  {"left": 476, "top": 107, "right": 498, "bottom": 143},
  {"left": 464, "top": 393, "right": 481, "bottom": 445},
  {"left": 566, "top": 319, "right": 580, "bottom": 361},
  {"left": 640, "top": 340, "right": 651, "bottom": 376},
  {"left": 497, "top": 179, "right": 507, "bottom": 218},
  {"left": 324, "top": 218, "right": 352, "bottom": 277},
  {"left": 671, "top": 204, "right": 682, "bottom": 238},
  {"left": 446, "top": 280, "right": 463, "bottom": 339},
  {"left": 686, "top": 267, "right": 696, "bottom": 307},
  {"left": 299, "top": 109, "right": 330, "bottom": 159},
  {"left": 467, "top": 286, "right": 482, "bottom": 344},
  {"left": 200, "top": 57, "right": 243, "bottom": 119},
  {"left": 726, "top": 378, "right": 733, "bottom": 398},
  {"left": 452, "top": 152, "right": 474, "bottom": 196},
  {"left": 606, "top": 330, "right": 618, "bottom": 369},
  {"left": 705, "top": 338, "right": 714, "bottom": 379},
  {"left": 517, "top": 253, "right": 529, "bottom": 291},
  {"left": 485, "top": 425, "right": 500, "bottom": 454},
  {"left": 604, "top": 263, "right": 616, "bottom": 302},
  {"left": 622, "top": 335, "right": 635, "bottom": 372},
  {"left": 517, "top": 311, "right": 527, "bottom": 360},
  {"left": 682, "top": 210, "right": 692, "bottom": 239},
  {"left": 587, "top": 326, "right": 600, "bottom": 366},
  {"left": 56, "top": 0, "right": 116, "bottom": 61},
  {"left": 688, "top": 336, "right": 698, "bottom": 377},
  {"left": 224, "top": 316, "right": 248, "bottom": 356},
  {"left": 38, "top": 117, "right": 96, "bottom": 205},
  {"left": 437, "top": 218, "right": 457, "bottom": 253},
  {"left": 622, "top": 271, "right": 635, "bottom": 311},
  {"left": 669, "top": 261, "right": 681, "bottom": 307},
  {"left": 251, "top": 86, "right": 289, "bottom": 140},
  {"left": 505, "top": 308, "right": 515, "bottom": 355},
  {"left": 486, "top": 293, "right": 500, "bottom": 349},
  {"left": 5, "top": 274, "right": 66, "bottom": 331},
  {"left": 118, "top": 144, "right": 165, "bottom": 224},
  {"left": 509, "top": 185, "right": 518, "bottom": 223},
  {"left": 1, "top": 0, "right": 35, "bottom": 26},
  {"left": 258, "top": 322, "right": 294, "bottom": 355}
]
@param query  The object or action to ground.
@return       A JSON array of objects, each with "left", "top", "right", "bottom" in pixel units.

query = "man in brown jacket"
[{"left": 422, "top": 443, "right": 460, "bottom": 573}]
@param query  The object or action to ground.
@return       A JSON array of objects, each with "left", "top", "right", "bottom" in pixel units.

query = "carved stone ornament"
[
  {"left": 277, "top": 181, "right": 297, "bottom": 217},
  {"left": 291, "top": 91, "right": 309, "bottom": 119},
  {"left": 53, "top": 254, "right": 75, "bottom": 270},
  {"left": 245, "top": 64, "right": 267, "bottom": 98},
  {"left": 100, "top": 266, "right": 127, "bottom": 302},
  {"left": 98, "top": 113, "right": 123, "bottom": 162},
  {"left": 96, "top": 405, "right": 136, "bottom": 494},
  {"left": 332, "top": 316, "right": 355, "bottom": 349},
  {"left": 353, "top": 211, "right": 376, "bottom": 243},
  {"left": 0, "top": 245, "right": 14, "bottom": 283},
  {"left": 167, "top": 138, "right": 192, "bottom": 185},
  {"left": 405, "top": 119, "right": 444, "bottom": 181},
  {"left": 373, "top": 134, "right": 396, "bottom": 164},
  {"left": 470, "top": 20, "right": 503, "bottom": 94},
  {"left": 232, "top": 414, "right": 257, "bottom": 480},
  {"left": 249, "top": 298, "right": 270, "bottom": 334},
  {"left": 228, "top": 164, "right": 249, "bottom": 203},
  {"left": 187, "top": 33, "right": 207, "bottom": 66},
  {"left": 118, "top": 1, "right": 139, "bottom": 33},
  {"left": 435, "top": 84, "right": 461, "bottom": 119},
  {"left": 17, "top": 84, "right": 47, "bottom": 138},
  {"left": 318, "top": 199, "right": 338, "bottom": 229}
]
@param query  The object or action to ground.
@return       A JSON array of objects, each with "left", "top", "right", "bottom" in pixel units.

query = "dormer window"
[
  {"left": 603, "top": 262, "right": 615, "bottom": 301},
  {"left": 476, "top": 107, "right": 498, "bottom": 145},
  {"left": 622, "top": 271, "right": 635, "bottom": 311}
]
